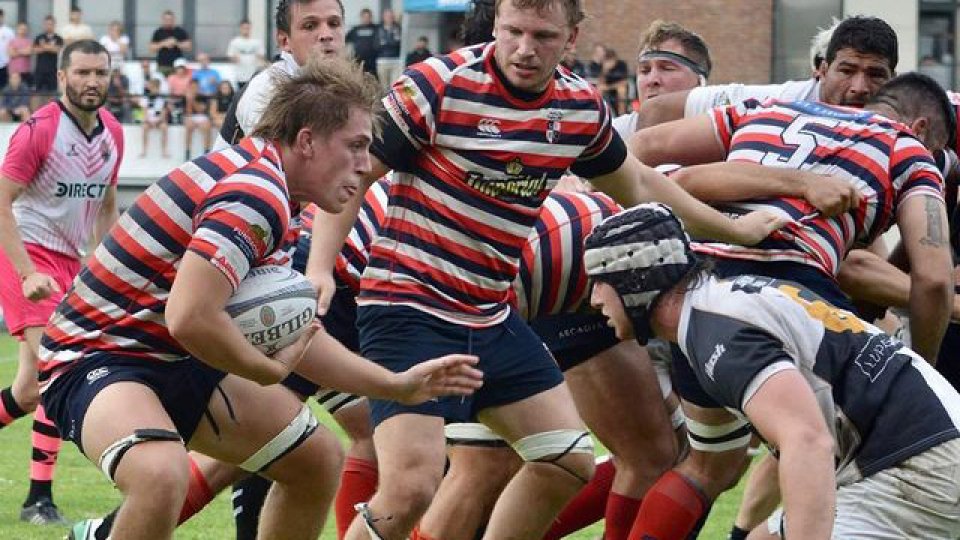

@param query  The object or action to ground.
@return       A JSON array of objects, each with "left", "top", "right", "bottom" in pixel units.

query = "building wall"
[{"left": 579, "top": 0, "right": 774, "bottom": 84}]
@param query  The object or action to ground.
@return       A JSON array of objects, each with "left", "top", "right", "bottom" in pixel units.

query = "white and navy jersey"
[
  {"left": 212, "top": 51, "right": 299, "bottom": 150},
  {"left": 362, "top": 43, "right": 626, "bottom": 327},
  {"left": 1, "top": 101, "right": 124, "bottom": 258},
  {"left": 676, "top": 273, "right": 960, "bottom": 484},
  {"left": 683, "top": 78, "right": 820, "bottom": 118}
]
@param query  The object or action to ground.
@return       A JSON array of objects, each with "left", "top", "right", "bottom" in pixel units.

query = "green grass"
[{"left": 0, "top": 333, "right": 750, "bottom": 539}]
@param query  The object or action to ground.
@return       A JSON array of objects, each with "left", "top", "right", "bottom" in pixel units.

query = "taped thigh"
[
  {"left": 444, "top": 422, "right": 509, "bottom": 448},
  {"left": 685, "top": 415, "right": 751, "bottom": 453},
  {"left": 239, "top": 404, "right": 319, "bottom": 473},
  {"left": 98, "top": 428, "right": 183, "bottom": 484}
]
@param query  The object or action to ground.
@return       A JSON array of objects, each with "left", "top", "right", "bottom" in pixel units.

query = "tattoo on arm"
[{"left": 920, "top": 196, "right": 947, "bottom": 248}]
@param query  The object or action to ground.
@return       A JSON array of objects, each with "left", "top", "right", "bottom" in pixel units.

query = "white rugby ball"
[{"left": 226, "top": 265, "right": 318, "bottom": 355}]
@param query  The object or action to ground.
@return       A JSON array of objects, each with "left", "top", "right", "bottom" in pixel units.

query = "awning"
[{"left": 403, "top": 0, "right": 470, "bottom": 12}]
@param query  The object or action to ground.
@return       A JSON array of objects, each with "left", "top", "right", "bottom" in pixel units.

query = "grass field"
[{"left": 0, "top": 333, "right": 753, "bottom": 539}]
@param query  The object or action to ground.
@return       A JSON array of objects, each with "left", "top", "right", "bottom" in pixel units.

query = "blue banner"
[{"left": 403, "top": 0, "right": 470, "bottom": 11}]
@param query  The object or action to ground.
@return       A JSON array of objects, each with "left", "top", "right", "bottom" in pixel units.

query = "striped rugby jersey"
[
  {"left": 1, "top": 101, "right": 124, "bottom": 259},
  {"left": 302, "top": 179, "right": 621, "bottom": 321},
  {"left": 363, "top": 43, "right": 626, "bottom": 327},
  {"left": 696, "top": 99, "right": 943, "bottom": 277},
  {"left": 38, "top": 138, "right": 300, "bottom": 386}
]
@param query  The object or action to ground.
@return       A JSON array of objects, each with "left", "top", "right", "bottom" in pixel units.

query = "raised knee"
[
  {"left": 118, "top": 447, "right": 190, "bottom": 504},
  {"left": 272, "top": 427, "right": 345, "bottom": 490},
  {"left": 381, "top": 467, "right": 441, "bottom": 516}
]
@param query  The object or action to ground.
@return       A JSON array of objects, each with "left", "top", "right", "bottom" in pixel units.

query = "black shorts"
[
  {"left": 41, "top": 354, "right": 227, "bottom": 454},
  {"left": 33, "top": 70, "right": 57, "bottom": 92},
  {"left": 528, "top": 312, "right": 619, "bottom": 371}
]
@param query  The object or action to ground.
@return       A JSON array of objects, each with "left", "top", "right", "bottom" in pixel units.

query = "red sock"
[
  {"left": 604, "top": 492, "right": 642, "bottom": 540},
  {"left": 628, "top": 470, "right": 709, "bottom": 540},
  {"left": 335, "top": 457, "right": 378, "bottom": 539},
  {"left": 411, "top": 526, "right": 438, "bottom": 540},
  {"left": 543, "top": 457, "right": 617, "bottom": 539},
  {"left": 30, "top": 404, "right": 61, "bottom": 483},
  {"left": 178, "top": 456, "right": 214, "bottom": 524}
]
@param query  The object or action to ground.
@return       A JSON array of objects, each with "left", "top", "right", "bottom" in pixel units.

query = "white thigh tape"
[
  {"left": 239, "top": 404, "right": 318, "bottom": 472},
  {"left": 444, "top": 422, "right": 503, "bottom": 442},
  {"left": 513, "top": 429, "right": 593, "bottom": 461},
  {"left": 685, "top": 415, "right": 751, "bottom": 453}
]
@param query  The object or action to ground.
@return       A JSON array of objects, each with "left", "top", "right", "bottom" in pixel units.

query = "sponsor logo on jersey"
[
  {"left": 464, "top": 158, "right": 548, "bottom": 203},
  {"left": 100, "top": 140, "right": 112, "bottom": 161},
  {"left": 477, "top": 118, "right": 501, "bottom": 137},
  {"left": 55, "top": 181, "right": 108, "bottom": 199},
  {"left": 705, "top": 343, "right": 725, "bottom": 381},
  {"left": 546, "top": 109, "right": 562, "bottom": 144}
]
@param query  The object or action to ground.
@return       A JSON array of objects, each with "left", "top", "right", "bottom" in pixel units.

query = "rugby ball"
[{"left": 226, "top": 265, "right": 318, "bottom": 355}]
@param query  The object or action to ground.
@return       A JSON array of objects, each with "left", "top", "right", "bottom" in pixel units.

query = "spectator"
[
  {"left": 210, "top": 80, "right": 234, "bottom": 130},
  {"left": 191, "top": 52, "right": 221, "bottom": 95},
  {"left": 8, "top": 22, "right": 32, "bottom": 86},
  {"left": 183, "top": 79, "right": 212, "bottom": 159},
  {"left": 405, "top": 35, "right": 432, "bottom": 67},
  {"left": 59, "top": 6, "right": 94, "bottom": 45},
  {"left": 346, "top": 8, "right": 379, "bottom": 77},
  {"left": 587, "top": 45, "right": 629, "bottom": 114},
  {"left": 560, "top": 49, "right": 585, "bottom": 77},
  {"left": 106, "top": 68, "right": 130, "bottom": 122},
  {"left": 0, "top": 71, "right": 31, "bottom": 121},
  {"left": 32, "top": 16, "right": 62, "bottom": 108},
  {"left": 149, "top": 10, "right": 191, "bottom": 76},
  {"left": 376, "top": 8, "right": 402, "bottom": 85},
  {"left": 166, "top": 57, "right": 192, "bottom": 124},
  {"left": 139, "top": 58, "right": 168, "bottom": 96},
  {"left": 226, "top": 19, "right": 264, "bottom": 89},
  {"left": 99, "top": 20, "right": 129, "bottom": 69},
  {"left": 139, "top": 78, "right": 169, "bottom": 158},
  {"left": 0, "top": 9, "right": 14, "bottom": 89}
]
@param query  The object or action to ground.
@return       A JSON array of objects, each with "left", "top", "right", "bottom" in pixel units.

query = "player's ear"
[
  {"left": 294, "top": 127, "right": 314, "bottom": 158},
  {"left": 908, "top": 116, "right": 930, "bottom": 147},
  {"left": 566, "top": 24, "right": 579, "bottom": 48}
]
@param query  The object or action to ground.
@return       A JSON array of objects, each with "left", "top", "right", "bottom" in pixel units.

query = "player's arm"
[
  {"left": 634, "top": 89, "right": 692, "bottom": 129},
  {"left": 896, "top": 193, "right": 953, "bottom": 362},
  {"left": 743, "top": 369, "right": 836, "bottom": 540},
  {"left": 92, "top": 184, "right": 118, "bottom": 249},
  {"left": 590, "top": 153, "right": 787, "bottom": 246},
  {"left": 167, "top": 251, "right": 314, "bottom": 385},
  {"left": 0, "top": 177, "right": 46, "bottom": 287},
  {"left": 629, "top": 113, "right": 727, "bottom": 167},
  {"left": 671, "top": 162, "right": 862, "bottom": 217}
]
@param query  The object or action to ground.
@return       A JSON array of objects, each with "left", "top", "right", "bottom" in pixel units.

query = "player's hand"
[
  {"left": 803, "top": 174, "right": 862, "bottom": 217},
  {"left": 553, "top": 175, "right": 591, "bottom": 193},
  {"left": 730, "top": 211, "right": 791, "bottom": 246},
  {"left": 392, "top": 354, "right": 483, "bottom": 405},
  {"left": 21, "top": 272, "right": 61, "bottom": 302},
  {"left": 306, "top": 271, "right": 336, "bottom": 316},
  {"left": 270, "top": 321, "right": 321, "bottom": 381}
]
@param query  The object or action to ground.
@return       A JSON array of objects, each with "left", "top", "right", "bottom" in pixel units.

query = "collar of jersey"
[{"left": 485, "top": 44, "right": 556, "bottom": 109}]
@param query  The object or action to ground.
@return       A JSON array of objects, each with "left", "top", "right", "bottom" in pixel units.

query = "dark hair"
[
  {"left": 59, "top": 39, "right": 109, "bottom": 70},
  {"left": 162, "top": 9, "right": 174, "bottom": 17},
  {"left": 637, "top": 20, "right": 712, "bottom": 78},
  {"left": 240, "top": 19, "right": 250, "bottom": 25},
  {"left": 868, "top": 72, "right": 956, "bottom": 151},
  {"left": 276, "top": 0, "right": 345, "bottom": 35},
  {"left": 461, "top": 0, "right": 495, "bottom": 46},
  {"left": 70, "top": 6, "right": 81, "bottom": 13},
  {"left": 360, "top": 8, "right": 372, "bottom": 16},
  {"left": 825, "top": 16, "right": 898, "bottom": 70}
]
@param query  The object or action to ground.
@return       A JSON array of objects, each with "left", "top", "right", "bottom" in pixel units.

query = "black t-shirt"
[
  {"left": 151, "top": 26, "right": 190, "bottom": 68},
  {"left": 404, "top": 48, "right": 432, "bottom": 67},
  {"left": 346, "top": 23, "right": 379, "bottom": 74},
  {"left": 377, "top": 24, "right": 402, "bottom": 58},
  {"left": 33, "top": 33, "right": 63, "bottom": 74}
]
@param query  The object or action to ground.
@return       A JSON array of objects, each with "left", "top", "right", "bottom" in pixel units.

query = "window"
[
  {"left": 195, "top": 0, "right": 245, "bottom": 58},
  {"left": 78, "top": 0, "right": 125, "bottom": 39},
  {"left": 23, "top": 0, "right": 53, "bottom": 40},
  {"left": 919, "top": 3, "right": 957, "bottom": 89}
]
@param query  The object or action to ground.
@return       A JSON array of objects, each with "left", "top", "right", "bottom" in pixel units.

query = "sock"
[
  {"left": 411, "top": 526, "right": 438, "bottom": 540},
  {"left": 335, "top": 457, "right": 379, "bottom": 539},
  {"left": 604, "top": 492, "right": 642, "bottom": 540},
  {"left": 728, "top": 525, "right": 750, "bottom": 540},
  {"left": 628, "top": 470, "right": 710, "bottom": 540},
  {"left": 26, "top": 404, "right": 60, "bottom": 505},
  {"left": 0, "top": 387, "right": 27, "bottom": 427},
  {"left": 178, "top": 456, "right": 215, "bottom": 524},
  {"left": 543, "top": 456, "right": 617, "bottom": 539},
  {"left": 233, "top": 474, "right": 273, "bottom": 540}
]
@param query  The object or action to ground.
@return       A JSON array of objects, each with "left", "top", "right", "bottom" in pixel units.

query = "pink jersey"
[{"left": 1, "top": 101, "right": 124, "bottom": 259}]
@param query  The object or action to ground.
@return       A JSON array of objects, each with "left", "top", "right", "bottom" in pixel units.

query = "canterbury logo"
[{"left": 477, "top": 118, "right": 501, "bottom": 136}]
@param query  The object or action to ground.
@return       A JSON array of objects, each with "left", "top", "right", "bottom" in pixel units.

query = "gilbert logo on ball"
[{"left": 226, "top": 265, "right": 318, "bottom": 355}]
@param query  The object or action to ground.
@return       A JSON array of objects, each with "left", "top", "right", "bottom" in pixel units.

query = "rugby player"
[
  {"left": 0, "top": 39, "right": 122, "bottom": 525},
  {"left": 586, "top": 203, "right": 960, "bottom": 539},
  {"left": 39, "top": 57, "right": 482, "bottom": 540},
  {"left": 626, "top": 73, "right": 955, "bottom": 538},
  {"left": 306, "top": 1, "right": 785, "bottom": 538}
]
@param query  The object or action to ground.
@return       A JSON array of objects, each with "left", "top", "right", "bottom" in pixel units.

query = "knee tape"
[
  {"left": 239, "top": 404, "right": 319, "bottom": 473},
  {"left": 444, "top": 422, "right": 509, "bottom": 447},
  {"left": 98, "top": 428, "right": 183, "bottom": 484},
  {"left": 354, "top": 502, "right": 387, "bottom": 540},
  {"left": 685, "top": 415, "right": 751, "bottom": 453},
  {"left": 512, "top": 429, "right": 594, "bottom": 462}
]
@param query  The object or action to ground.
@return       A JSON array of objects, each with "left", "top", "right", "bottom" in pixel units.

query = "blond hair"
[
  {"left": 252, "top": 56, "right": 381, "bottom": 146},
  {"left": 495, "top": 0, "right": 585, "bottom": 27}
]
